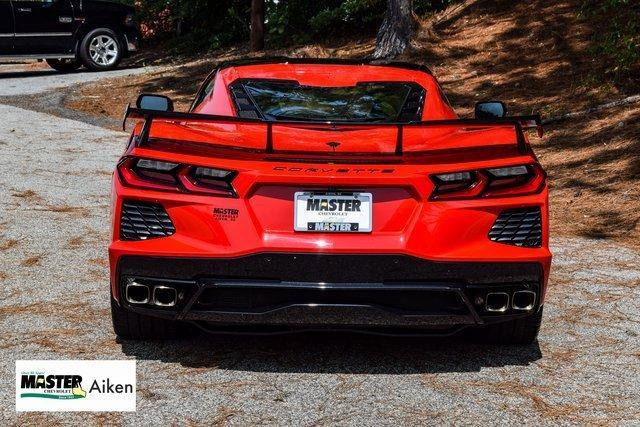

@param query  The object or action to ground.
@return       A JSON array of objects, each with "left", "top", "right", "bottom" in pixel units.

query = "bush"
[
  {"left": 132, "top": 0, "right": 456, "bottom": 51},
  {"left": 266, "top": 0, "right": 385, "bottom": 45},
  {"left": 132, "top": 0, "right": 250, "bottom": 49},
  {"left": 580, "top": 0, "right": 640, "bottom": 81}
]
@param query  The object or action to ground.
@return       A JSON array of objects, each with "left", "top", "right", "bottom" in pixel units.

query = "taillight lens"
[
  {"left": 431, "top": 171, "right": 487, "bottom": 199},
  {"left": 118, "top": 157, "right": 181, "bottom": 192},
  {"left": 117, "top": 157, "right": 237, "bottom": 197},
  {"left": 484, "top": 165, "right": 545, "bottom": 197},
  {"left": 430, "top": 164, "right": 545, "bottom": 200},
  {"left": 178, "top": 167, "right": 237, "bottom": 197}
]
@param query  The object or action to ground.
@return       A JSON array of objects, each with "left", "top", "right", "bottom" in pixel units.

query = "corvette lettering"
[{"left": 273, "top": 166, "right": 394, "bottom": 174}]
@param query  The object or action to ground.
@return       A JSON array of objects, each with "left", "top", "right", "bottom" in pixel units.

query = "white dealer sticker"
[{"left": 16, "top": 360, "right": 136, "bottom": 412}]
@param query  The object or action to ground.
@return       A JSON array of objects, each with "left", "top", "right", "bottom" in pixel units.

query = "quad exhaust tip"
[
  {"left": 485, "top": 292, "right": 509, "bottom": 313},
  {"left": 512, "top": 290, "right": 536, "bottom": 311},
  {"left": 152, "top": 285, "right": 178, "bottom": 307},
  {"left": 125, "top": 282, "right": 150, "bottom": 305},
  {"left": 125, "top": 281, "right": 178, "bottom": 307}
]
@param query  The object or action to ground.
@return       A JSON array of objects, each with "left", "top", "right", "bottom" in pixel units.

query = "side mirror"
[
  {"left": 136, "top": 94, "right": 174, "bottom": 112},
  {"left": 475, "top": 101, "right": 507, "bottom": 119}
]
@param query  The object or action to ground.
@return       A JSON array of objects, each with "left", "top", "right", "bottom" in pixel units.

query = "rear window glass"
[{"left": 231, "top": 80, "right": 425, "bottom": 122}]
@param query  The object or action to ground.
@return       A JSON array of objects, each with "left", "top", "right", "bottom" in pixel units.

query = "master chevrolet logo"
[
  {"left": 20, "top": 374, "right": 86, "bottom": 400},
  {"left": 16, "top": 360, "right": 137, "bottom": 412}
]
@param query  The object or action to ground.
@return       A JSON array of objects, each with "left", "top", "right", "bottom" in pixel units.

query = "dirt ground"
[{"left": 62, "top": 0, "right": 640, "bottom": 248}]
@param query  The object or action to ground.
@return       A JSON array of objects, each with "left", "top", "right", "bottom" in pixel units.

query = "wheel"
[
  {"left": 79, "top": 28, "right": 122, "bottom": 71},
  {"left": 45, "top": 58, "right": 81, "bottom": 72},
  {"left": 467, "top": 307, "right": 543, "bottom": 345},
  {"left": 111, "top": 298, "right": 190, "bottom": 340}
]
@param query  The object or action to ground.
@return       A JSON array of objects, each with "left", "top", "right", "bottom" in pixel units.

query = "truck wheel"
[
  {"left": 46, "top": 58, "right": 81, "bottom": 72},
  {"left": 111, "top": 298, "right": 190, "bottom": 340},
  {"left": 79, "top": 28, "right": 122, "bottom": 71},
  {"left": 467, "top": 307, "right": 543, "bottom": 345}
]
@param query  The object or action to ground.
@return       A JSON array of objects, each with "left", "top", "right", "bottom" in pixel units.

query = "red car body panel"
[{"left": 109, "top": 60, "right": 551, "bottom": 333}]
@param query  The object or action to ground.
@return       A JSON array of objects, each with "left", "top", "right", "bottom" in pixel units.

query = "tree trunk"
[
  {"left": 250, "top": 0, "right": 265, "bottom": 52},
  {"left": 374, "top": 0, "right": 416, "bottom": 59}
]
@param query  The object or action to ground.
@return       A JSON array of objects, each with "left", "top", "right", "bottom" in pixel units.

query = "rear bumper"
[{"left": 114, "top": 254, "right": 544, "bottom": 332}]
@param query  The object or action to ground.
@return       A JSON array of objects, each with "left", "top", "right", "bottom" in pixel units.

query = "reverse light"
[
  {"left": 486, "top": 166, "right": 528, "bottom": 177},
  {"left": 136, "top": 159, "right": 178, "bottom": 171},
  {"left": 193, "top": 167, "right": 234, "bottom": 179},
  {"left": 430, "top": 164, "right": 545, "bottom": 200},
  {"left": 436, "top": 172, "right": 473, "bottom": 182},
  {"left": 117, "top": 157, "right": 237, "bottom": 197}
]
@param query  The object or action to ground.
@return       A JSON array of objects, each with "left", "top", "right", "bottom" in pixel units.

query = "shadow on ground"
[
  {"left": 0, "top": 64, "right": 143, "bottom": 80},
  {"left": 119, "top": 332, "right": 542, "bottom": 374}
]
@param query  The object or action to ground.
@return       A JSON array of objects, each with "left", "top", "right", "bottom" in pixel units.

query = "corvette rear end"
[{"left": 109, "top": 59, "right": 551, "bottom": 344}]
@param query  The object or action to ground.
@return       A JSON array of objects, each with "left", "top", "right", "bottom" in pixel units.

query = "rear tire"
[
  {"left": 468, "top": 307, "right": 543, "bottom": 345},
  {"left": 46, "top": 58, "right": 81, "bottom": 72},
  {"left": 111, "top": 298, "right": 190, "bottom": 340},
  {"left": 79, "top": 28, "right": 123, "bottom": 71}
]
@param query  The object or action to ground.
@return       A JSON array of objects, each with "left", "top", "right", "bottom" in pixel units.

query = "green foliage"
[
  {"left": 414, "top": 0, "right": 455, "bottom": 16},
  {"left": 134, "top": 0, "right": 251, "bottom": 50},
  {"left": 266, "top": 0, "right": 453, "bottom": 46},
  {"left": 266, "top": 0, "right": 385, "bottom": 45},
  {"left": 580, "top": 0, "right": 640, "bottom": 80},
  {"left": 134, "top": 0, "right": 454, "bottom": 51}
]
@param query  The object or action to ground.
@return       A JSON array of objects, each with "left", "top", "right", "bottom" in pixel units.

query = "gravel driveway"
[{"left": 1, "top": 64, "right": 639, "bottom": 425}]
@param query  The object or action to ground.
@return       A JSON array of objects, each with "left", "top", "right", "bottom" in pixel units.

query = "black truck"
[{"left": 0, "top": 0, "right": 140, "bottom": 71}]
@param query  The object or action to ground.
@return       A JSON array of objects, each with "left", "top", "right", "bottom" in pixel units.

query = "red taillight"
[
  {"left": 483, "top": 165, "right": 546, "bottom": 197},
  {"left": 177, "top": 167, "right": 238, "bottom": 197},
  {"left": 430, "top": 164, "right": 545, "bottom": 200},
  {"left": 118, "top": 158, "right": 181, "bottom": 192},
  {"left": 117, "top": 157, "right": 237, "bottom": 197}
]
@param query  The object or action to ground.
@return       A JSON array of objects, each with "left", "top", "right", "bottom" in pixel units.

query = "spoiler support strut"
[
  {"left": 266, "top": 122, "right": 274, "bottom": 154},
  {"left": 395, "top": 125, "right": 404, "bottom": 156}
]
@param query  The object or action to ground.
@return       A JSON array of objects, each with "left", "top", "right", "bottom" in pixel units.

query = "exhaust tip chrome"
[
  {"left": 125, "top": 282, "right": 150, "bottom": 304},
  {"left": 512, "top": 290, "right": 536, "bottom": 311},
  {"left": 153, "top": 286, "right": 177, "bottom": 307},
  {"left": 485, "top": 292, "right": 509, "bottom": 313}
]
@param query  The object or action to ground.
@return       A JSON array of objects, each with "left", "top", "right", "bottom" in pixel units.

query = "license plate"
[{"left": 294, "top": 192, "right": 372, "bottom": 232}]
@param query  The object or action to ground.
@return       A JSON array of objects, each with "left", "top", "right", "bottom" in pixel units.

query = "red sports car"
[{"left": 110, "top": 58, "right": 551, "bottom": 344}]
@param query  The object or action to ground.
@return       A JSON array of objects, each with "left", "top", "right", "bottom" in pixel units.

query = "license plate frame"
[{"left": 294, "top": 191, "right": 373, "bottom": 233}]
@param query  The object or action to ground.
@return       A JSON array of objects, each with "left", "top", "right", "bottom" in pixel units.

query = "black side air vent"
[
  {"left": 120, "top": 200, "right": 175, "bottom": 241},
  {"left": 489, "top": 208, "right": 542, "bottom": 247},
  {"left": 229, "top": 84, "right": 262, "bottom": 119},
  {"left": 397, "top": 85, "right": 426, "bottom": 122}
]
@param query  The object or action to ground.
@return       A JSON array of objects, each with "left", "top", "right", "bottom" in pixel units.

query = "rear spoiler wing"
[{"left": 123, "top": 106, "right": 543, "bottom": 155}]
